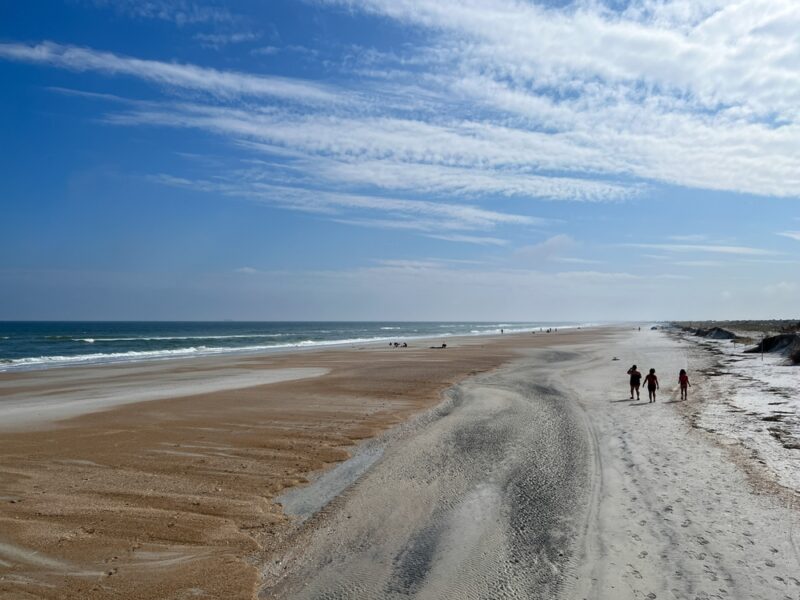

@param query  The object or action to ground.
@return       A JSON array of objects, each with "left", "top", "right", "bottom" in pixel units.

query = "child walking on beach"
[
  {"left": 679, "top": 369, "right": 691, "bottom": 400},
  {"left": 644, "top": 368, "right": 659, "bottom": 403}
]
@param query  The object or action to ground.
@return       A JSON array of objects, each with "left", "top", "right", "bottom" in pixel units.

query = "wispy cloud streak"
[
  {"left": 152, "top": 174, "right": 541, "bottom": 237},
  {"left": 623, "top": 243, "right": 777, "bottom": 256},
  {"left": 3, "top": 0, "right": 800, "bottom": 247},
  {"left": 0, "top": 42, "right": 340, "bottom": 103}
]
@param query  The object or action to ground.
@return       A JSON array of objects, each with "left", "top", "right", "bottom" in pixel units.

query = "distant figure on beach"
[
  {"left": 644, "top": 368, "right": 659, "bottom": 403},
  {"left": 627, "top": 364, "right": 642, "bottom": 400},
  {"left": 679, "top": 369, "right": 691, "bottom": 400},
  {"left": 501, "top": 329, "right": 504, "bottom": 334}
]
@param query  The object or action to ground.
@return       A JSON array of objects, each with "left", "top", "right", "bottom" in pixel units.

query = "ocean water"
[{"left": 0, "top": 321, "right": 585, "bottom": 372}]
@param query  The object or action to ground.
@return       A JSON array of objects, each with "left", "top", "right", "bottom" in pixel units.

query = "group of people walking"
[{"left": 626, "top": 365, "right": 691, "bottom": 403}]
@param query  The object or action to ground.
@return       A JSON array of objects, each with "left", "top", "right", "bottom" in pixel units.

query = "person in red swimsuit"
[
  {"left": 644, "top": 368, "right": 659, "bottom": 403},
  {"left": 679, "top": 369, "right": 691, "bottom": 400}
]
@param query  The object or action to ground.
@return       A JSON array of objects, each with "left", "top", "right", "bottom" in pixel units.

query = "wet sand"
[{"left": 0, "top": 330, "right": 581, "bottom": 599}]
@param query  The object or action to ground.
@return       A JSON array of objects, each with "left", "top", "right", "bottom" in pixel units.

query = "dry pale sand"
[
  {"left": 2, "top": 328, "right": 799, "bottom": 600},
  {"left": 0, "top": 330, "right": 575, "bottom": 599},
  {"left": 267, "top": 328, "right": 800, "bottom": 600}
]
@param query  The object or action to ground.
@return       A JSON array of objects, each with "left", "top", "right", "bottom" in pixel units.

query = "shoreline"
[
  {"left": 0, "top": 322, "right": 596, "bottom": 373},
  {"left": 0, "top": 327, "right": 596, "bottom": 431}
]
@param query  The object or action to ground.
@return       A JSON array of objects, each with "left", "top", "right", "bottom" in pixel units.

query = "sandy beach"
[
  {"left": 1, "top": 327, "right": 799, "bottom": 599},
  {"left": 0, "top": 332, "right": 522, "bottom": 598}
]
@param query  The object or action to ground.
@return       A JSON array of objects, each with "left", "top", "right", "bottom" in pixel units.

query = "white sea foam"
[
  {"left": 1, "top": 337, "right": 405, "bottom": 371},
  {"left": 1, "top": 323, "right": 597, "bottom": 372},
  {"left": 70, "top": 333, "right": 290, "bottom": 342}
]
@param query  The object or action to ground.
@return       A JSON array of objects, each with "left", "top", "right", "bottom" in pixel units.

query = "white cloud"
[
  {"left": 314, "top": 0, "right": 800, "bottom": 198},
  {"left": 668, "top": 234, "right": 708, "bottom": 242},
  {"left": 777, "top": 231, "right": 800, "bottom": 241},
  {"left": 0, "top": 42, "right": 340, "bottom": 103},
  {"left": 8, "top": 5, "right": 800, "bottom": 203},
  {"left": 426, "top": 234, "right": 508, "bottom": 246},
  {"left": 515, "top": 234, "right": 576, "bottom": 262},
  {"left": 251, "top": 46, "right": 280, "bottom": 56},
  {"left": 553, "top": 257, "right": 603, "bottom": 265},
  {"left": 513, "top": 235, "right": 606, "bottom": 266},
  {"left": 554, "top": 270, "right": 640, "bottom": 282},
  {"left": 670, "top": 260, "right": 725, "bottom": 267},
  {"left": 151, "top": 174, "right": 540, "bottom": 236},
  {"left": 194, "top": 32, "right": 260, "bottom": 48},
  {"left": 107, "top": 102, "right": 634, "bottom": 201},
  {"left": 2, "top": 0, "right": 799, "bottom": 256},
  {"left": 623, "top": 243, "right": 777, "bottom": 256}
]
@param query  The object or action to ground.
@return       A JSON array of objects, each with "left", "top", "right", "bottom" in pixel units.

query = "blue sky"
[{"left": 1, "top": 0, "right": 799, "bottom": 320}]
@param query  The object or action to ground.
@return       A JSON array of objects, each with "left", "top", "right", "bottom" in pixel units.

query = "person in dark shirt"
[{"left": 627, "top": 365, "right": 642, "bottom": 400}]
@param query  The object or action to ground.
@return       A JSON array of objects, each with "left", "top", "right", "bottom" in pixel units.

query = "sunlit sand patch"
[{"left": 0, "top": 541, "right": 73, "bottom": 570}]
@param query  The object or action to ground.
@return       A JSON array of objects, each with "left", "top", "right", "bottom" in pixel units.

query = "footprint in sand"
[
  {"left": 638, "top": 550, "right": 648, "bottom": 558},
  {"left": 626, "top": 564, "right": 643, "bottom": 579}
]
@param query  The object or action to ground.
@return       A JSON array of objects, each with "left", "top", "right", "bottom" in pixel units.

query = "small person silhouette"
[
  {"left": 644, "top": 368, "right": 659, "bottom": 403},
  {"left": 679, "top": 369, "right": 691, "bottom": 400},
  {"left": 627, "top": 364, "right": 642, "bottom": 400}
]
